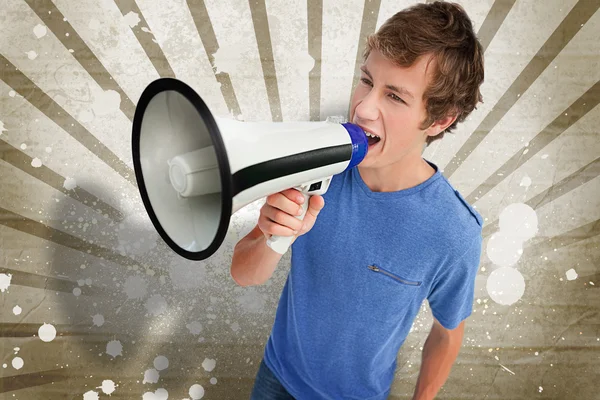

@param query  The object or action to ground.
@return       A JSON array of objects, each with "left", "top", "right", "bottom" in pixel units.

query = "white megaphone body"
[{"left": 132, "top": 78, "right": 368, "bottom": 260}]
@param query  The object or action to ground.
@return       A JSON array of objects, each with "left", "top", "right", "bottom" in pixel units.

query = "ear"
[{"left": 426, "top": 114, "right": 458, "bottom": 138}]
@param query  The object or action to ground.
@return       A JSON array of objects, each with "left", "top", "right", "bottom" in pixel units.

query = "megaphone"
[{"left": 132, "top": 78, "right": 367, "bottom": 260}]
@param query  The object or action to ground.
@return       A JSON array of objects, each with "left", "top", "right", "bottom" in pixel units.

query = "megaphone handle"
[{"left": 266, "top": 193, "right": 310, "bottom": 255}]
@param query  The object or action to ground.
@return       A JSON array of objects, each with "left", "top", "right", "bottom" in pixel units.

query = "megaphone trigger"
[{"left": 265, "top": 177, "right": 331, "bottom": 254}]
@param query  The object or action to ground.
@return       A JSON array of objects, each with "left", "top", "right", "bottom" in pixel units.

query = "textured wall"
[{"left": 1, "top": 0, "right": 599, "bottom": 399}]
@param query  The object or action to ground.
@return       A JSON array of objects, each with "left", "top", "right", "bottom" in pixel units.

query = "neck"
[{"left": 357, "top": 154, "right": 436, "bottom": 193}]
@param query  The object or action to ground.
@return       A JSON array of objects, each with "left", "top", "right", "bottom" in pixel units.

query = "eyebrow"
[{"left": 360, "top": 66, "right": 415, "bottom": 100}]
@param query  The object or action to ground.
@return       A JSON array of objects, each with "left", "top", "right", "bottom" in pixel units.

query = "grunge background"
[{"left": 1, "top": 0, "right": 599, "bottom": 399}]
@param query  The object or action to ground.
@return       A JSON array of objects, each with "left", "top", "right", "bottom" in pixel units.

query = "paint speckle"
[
  {"left": 83, "top": 390, "right": 99, "bottom": 400},
  {"left": 145, "top": 294, "right": 168, "bottom": 316},
  {"left": 210, "top": 377, "right": 217, "bottom": 385},
  {"left": 64, "top": 177, "right": 77, "bottom": 190},
  {"left": 92, "top": 89, "right": 121, "bottom": 116},
  {"left": 539, "top": 386, "right": 543, "bottom": 393},
  {"left": 143, "top": 368, "right": 159, "bottom": 384},
  {"left": 154, "top": 355, "right": 169, "bottom": 371},
  {"left": 486, "top": 267, "right": 525, "bottom": 305},
  {"left": 169, "top": 259, "right": 207, "bottom": 290},
  {"left": 12, "top": 357, "right": 24, "bottom": 370},
  {"left": 186, "top": 321, "right": 203, "bottom": 335},
  {"left": 231, "top": 321, "right": 240, "bottom": 332},
  {"left": 0, "top": 120, "right": 6, "bottom": 135},
  {"left": 20, "top": 143, "right": 27, "bottom": 150},
  {"left": 92, "top": 314, "right": 104, "bottom": 327},
  {"left": 0, "top": 273, "right": 12, "bottom": 292},
  {"left": 73, "top": 287, "right": 82, "bottom": 296},
  {"left": 106, "top": 340, "right": 123, "bottom": 358},
  {"left": 123, "top": 11, "right": 141, "bottom": 27},
  {"left": 202, "top": 358, "right": 216, "bottom": 372},
  {"left": 566, "top": 269, "right": 578, "bottom": 281},
  {"left": 100, "top": 379, "right": 116, "bottom": 394},
  {"left": 123, "top": 275, "right": 148, "bottom": 299},
  {"left": 541, "top": 154, "right": 549, "bottom": 159},
  {"left": 13, "top": 305, "right": 22, "bottom": 315},
  {"left": 519, "top": 176, "right": 531, "bottom": 187},
  {"left": 142, "top": 389, "right": 168, "bottom": 400},
  {"left": 9, "top": 91, "right": 16, "bottom": 97},
  {"left": 189, "top": 384, "right": 205, "bottom": 399},
  {"left": 31, "top": 157, "right": 42, "bottom": 168},
  {"left": 486, "top": 232, "right": 523, "bottom": 268},
  {"left": 33, "top": 24, "right": 47, "bottom": 38},
  {"left": 499, "top": 203, "right": 538, "bottom": 240},
  {"left": 26, "top": 50, "right": 38, "bottom": 60},
  {"left": 38, "top": 323, "right": 57, "bottom": 342}
]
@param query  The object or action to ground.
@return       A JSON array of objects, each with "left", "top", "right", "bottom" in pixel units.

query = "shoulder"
[{"left": 427, "top": 175, "right": 483, "bottom": 251}]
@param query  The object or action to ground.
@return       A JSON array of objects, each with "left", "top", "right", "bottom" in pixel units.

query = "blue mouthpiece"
[{"left": 342, "top": 122, "right": 368, "bottom": 170}]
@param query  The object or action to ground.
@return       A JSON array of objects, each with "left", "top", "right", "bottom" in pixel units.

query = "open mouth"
[{"left": 365, "top": 131, "right": 381, "bottom": 147}]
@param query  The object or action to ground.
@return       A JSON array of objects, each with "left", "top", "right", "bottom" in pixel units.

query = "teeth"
[{"left": 365, "top": 131, "right": 379, "bottom": 139}]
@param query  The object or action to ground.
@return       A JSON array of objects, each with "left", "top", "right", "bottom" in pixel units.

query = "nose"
[{"left": 353, "top": 90, "right": 380, "bottom": 122}]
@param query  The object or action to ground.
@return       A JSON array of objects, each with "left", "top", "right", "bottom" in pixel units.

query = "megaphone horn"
[{"left": 132, "top": 78, "right": 368, "bottom": 261}]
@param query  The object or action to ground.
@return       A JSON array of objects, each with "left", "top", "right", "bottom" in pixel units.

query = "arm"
[
  {"left": 230, "top": 224, "right": 293, "bottom": 286},
  {"left": 411, "top": 318, "right": 465, "bottom": 400}
]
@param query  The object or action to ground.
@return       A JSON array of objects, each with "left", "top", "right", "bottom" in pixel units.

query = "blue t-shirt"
[{"left": 263, "top": 159, "right": 483, "bottom": 399}]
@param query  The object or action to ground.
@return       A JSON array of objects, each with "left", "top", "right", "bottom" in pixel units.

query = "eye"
[
  {"left": 360, "top": 78, "right": 372, "bottom": 86},
  {"left": 389, "top": 93, "right": 406, "bottom": 104}
]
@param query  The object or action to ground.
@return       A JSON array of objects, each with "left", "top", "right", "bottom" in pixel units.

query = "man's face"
[{"left": 349, "top": 49, "right": 435, "bottom": 169}]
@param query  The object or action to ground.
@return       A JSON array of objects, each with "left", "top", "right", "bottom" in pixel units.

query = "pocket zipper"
[{"left": 368, "top": 265, "right": 421, "bottom": 286}]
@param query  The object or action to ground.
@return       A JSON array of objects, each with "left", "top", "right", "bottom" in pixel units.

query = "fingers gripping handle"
[{"left": 266, "top": 194, "right": 310, "bottom": 254}]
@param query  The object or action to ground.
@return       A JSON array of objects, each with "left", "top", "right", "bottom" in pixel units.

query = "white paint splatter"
[
  {"left": 202, "top": 358, "right": 216, "bottom": 372},
  {"left": 106, "top": 340, "right": 123, "bottom": 358},
  {"left": 2, "top": 364, "right": 6, "bottom": 368},
  {"left": 519, "top": 176, "right": 532, "bottom": 187},
  {"left": 8, "top": 91, "right": 16, "bottom": 97},
  {"left": 38, "top": 323, "right": 57, "bottom": 342},
  {"left": 0, "top": 273, "right": 12, "bottom": 292},
  {"left": 154, "top": 355, "right": 169, "bottom": 371},
  {"left": 210, "top": 377, "right": 217, "bottom": 385},
  {"left": 13, "top": 305, "right": 22, "bottom": 315},
  {"left": 100, "top": 379, "right": 116, "bottom": 394},
  {"left": 26, "top": 51, "right": 38, "bottom": 60},
  {"left": 123, "top": 11, "right": 141, "bottom": 27},
  {"left": 539, "top": 386, "right": 543, "bottom": 393},
  {"left": 186, "top": 321, "right": 203, "bottom": 335},
  {"left": 83, "top": 390, "right": 99, "bottom": 400},
  {"left": 143, "top": 368, "right": 159, "bottom": 384},
  {"left": 142, "top": 389, "right": 168, "bottom": 400},
  {"left": 85, "top": 278, "right": 92, "bottom": 286},
  {"left": 486, "top": 267, "right": 525, "bottom": 305},
  {"left": 12, "top": 357, "right": 24, "bottom": 370},
  {"left": 498, "top": 203, "right": 538, "bottom": 241},
  {"left": 189, "top": 384, "right": 205, "bottom": 399},
  {"left": 145, "top": 294, "right": 168, "bottom": 316},
  {"left": 566, "top": 268, "right": 578, "bottom": 281},
  {"left": 169, "top": 259, "right": 207, "bottom": 290},
  {"left": 541, "top": 154, "right": 549, "bottom": 159},
  {"left": 73, "top": 287, "right": 82, "bottom": 296},
  {"left": 231, "top": 322, "right": 240, "bottom": 332},
  {"left": 92, "top": 314, "right": 104, "bottom": 327},
  {"left": 123, "top": 275, "right": 148, "bottom": 299},
  {"left": 0, "top": 120, "right": 7, "bottom": 135},
  {"left": 31, "top": 158, "right": 42, "bottom": 168},
  {"left": 20, "top": 143, "right": 27, "bottom": 150},
  {"left": 92, "top": 90, "right": 121, "bottom": 116},
  {"left": 33, "top": 24, "right": 47, "bottom": 38},
  {"left": 486, "top": 232, "right": 523, "bottom": 268},
  {"left": 78, "top": 109, "right": 94, "bottom": 123},
  {"left": 237, "top": 288, "right": 266, "bottom": 313},
  {"left": 63, "top": 177, "right": 77, "bottom": 190}
]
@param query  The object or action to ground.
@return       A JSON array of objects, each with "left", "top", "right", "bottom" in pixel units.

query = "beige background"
[{"left": 1, "top": 0, "right": 599, "bottom": 399}]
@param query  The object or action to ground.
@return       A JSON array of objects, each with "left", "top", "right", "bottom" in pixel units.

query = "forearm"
[
  {"left": 412, "top": 324, "right": 463, "bottom": 400},
  {"left": 230, "top": 225, "right": 289, "bottom": 286}
]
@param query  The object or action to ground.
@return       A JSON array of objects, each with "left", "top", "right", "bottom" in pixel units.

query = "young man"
[{"left": 231, "top": 2, "right": 485, "bottom": 399}]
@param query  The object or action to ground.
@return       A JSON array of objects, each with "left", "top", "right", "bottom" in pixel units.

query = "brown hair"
[{"left": 363, "top": 1, "right": 484, "bottom": 145}]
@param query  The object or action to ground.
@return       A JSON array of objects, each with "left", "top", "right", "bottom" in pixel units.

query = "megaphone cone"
[{"left": 132, "top": 78, "right": 367, "bottom": 260}]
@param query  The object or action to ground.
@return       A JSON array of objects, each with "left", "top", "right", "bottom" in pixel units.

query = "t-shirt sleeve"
[{"left": 427, "top": 236, "right": 482, "bottom": 330}]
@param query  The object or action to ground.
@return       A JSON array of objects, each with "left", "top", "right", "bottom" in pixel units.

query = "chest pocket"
[{"left": 361, "top": 263, "right": 423, "bottom": 325}]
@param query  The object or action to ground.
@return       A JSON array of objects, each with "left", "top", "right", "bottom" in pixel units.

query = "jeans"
[{"left": 250, "top": 359, "right": 296, "bottom": 400}]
